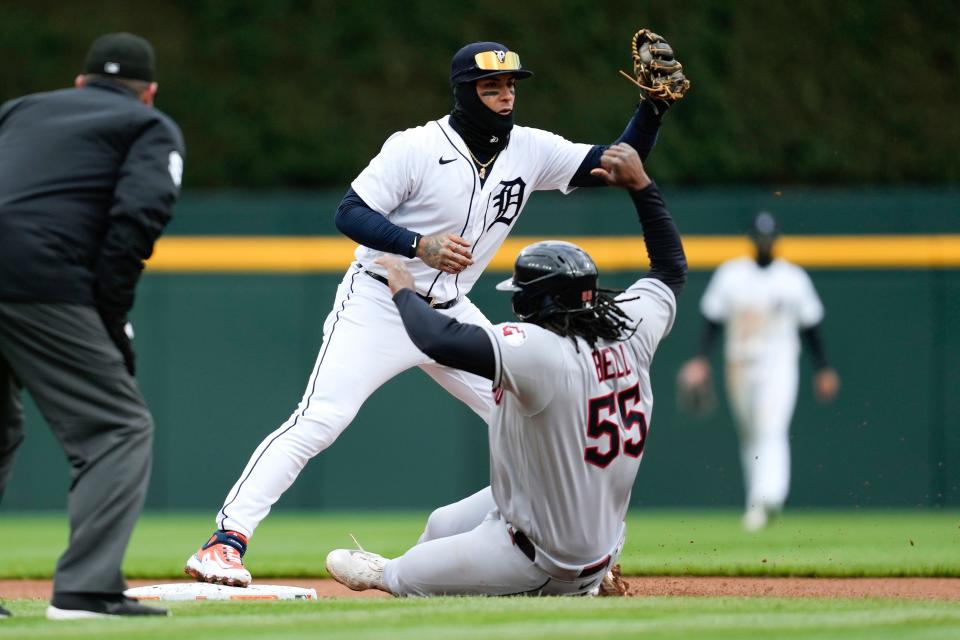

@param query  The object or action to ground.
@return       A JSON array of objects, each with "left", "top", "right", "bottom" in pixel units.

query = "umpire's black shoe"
[
  {"left": 0, "top": 603, "right": 11, "bottom": 618},
  {"left": 47, "top": 593, "right": 169, "bottom": 619}
]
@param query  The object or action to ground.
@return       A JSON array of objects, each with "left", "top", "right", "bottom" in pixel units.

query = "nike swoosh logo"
[{"left": 439, "top": 157, "right": 457, "bottom": 165}]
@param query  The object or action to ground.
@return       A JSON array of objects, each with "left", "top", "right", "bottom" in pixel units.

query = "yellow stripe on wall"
[{"left": 146, "top": 235, "right": 960, "bottom": 273}]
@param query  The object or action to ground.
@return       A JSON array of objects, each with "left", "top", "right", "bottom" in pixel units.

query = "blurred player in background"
[
  {"left": 187, "top": 37, "right": 688, "bottom": 587},
  {"left": 677, "top": 213, "right": 839, "bottom": 531},
  {"left": 325, "top": 143, "right": 686, "bottom": 596},
  {"left": 0, "top": 33, "right": 183, "bottom": 618}
]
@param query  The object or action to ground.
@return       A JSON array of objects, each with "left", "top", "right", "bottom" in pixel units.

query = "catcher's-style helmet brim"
[{"left": 495, "top": 277, "right": 521, "bottom": 292}]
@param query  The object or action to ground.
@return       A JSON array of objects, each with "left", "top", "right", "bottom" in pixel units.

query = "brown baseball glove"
[{"left": 619, "top": 28, "right": 690, "bottom": 107}]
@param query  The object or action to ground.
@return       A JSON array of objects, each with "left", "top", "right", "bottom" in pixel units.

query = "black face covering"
[
  {"left": 754, "top": 238, "right": 775, "bottom": 267},
  {"left": 449, "top": 80, "right": 513, "bottom": 158}
]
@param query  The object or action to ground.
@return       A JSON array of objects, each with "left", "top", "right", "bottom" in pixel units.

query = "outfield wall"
[{"left": 4, "top": 187, "right": 958, "bottom": 511}]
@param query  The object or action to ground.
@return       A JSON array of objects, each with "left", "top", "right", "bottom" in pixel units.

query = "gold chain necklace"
[{"left": 467, "top": 148, "right": 499, "bottom": 180}]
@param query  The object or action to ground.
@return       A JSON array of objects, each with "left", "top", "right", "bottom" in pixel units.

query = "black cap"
[
  {"left": 450, "top": 41, "right": 534, "bottom": 85},
  {"left": 83, "top": 32, "right": 155, "bottom": 82}
]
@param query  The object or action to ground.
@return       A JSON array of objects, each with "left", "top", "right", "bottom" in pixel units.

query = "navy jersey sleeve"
[
  {"left": 569, "top": 101, "right": 663, "bottom": 188},
  {"left": 335, "top": 188, "right": 421, "bottom": 258}
]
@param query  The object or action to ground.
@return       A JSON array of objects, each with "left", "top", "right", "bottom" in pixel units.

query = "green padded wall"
[{"left": 4, "top": 187, "right": 957, "bottom": 510}]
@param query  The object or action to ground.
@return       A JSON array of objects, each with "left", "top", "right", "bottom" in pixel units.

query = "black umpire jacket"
[{"left": 0, "top": 79, "right": 185, "bottom": 315}]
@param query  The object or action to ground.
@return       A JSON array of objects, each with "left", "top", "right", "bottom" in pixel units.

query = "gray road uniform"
[{"left": 381, "top": 182, "right": 684, "bottom": 596}]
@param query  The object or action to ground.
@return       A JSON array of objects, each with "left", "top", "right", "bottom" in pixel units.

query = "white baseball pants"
[
  {"left": 216, "top": 264, "right": 494, "bottom": 536},
  {"left": 725, "top": 357, "right": 799, "bottom": 514},
  {"left": 383, "top": 487, "right": 610, "bottom": 596}
]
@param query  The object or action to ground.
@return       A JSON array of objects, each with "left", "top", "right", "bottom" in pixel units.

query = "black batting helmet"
[{"left": 496, "top": 241, "right": 598, "bottom": 322}]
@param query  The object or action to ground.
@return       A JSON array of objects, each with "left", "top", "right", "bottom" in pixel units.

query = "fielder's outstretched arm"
[{"left": 569, "top": 101, "right": 663, "bottom": 188}]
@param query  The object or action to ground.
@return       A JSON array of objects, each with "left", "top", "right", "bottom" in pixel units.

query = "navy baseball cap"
[
  {"left": 450, "top": 41, "right": 534, "bottom": 85},
  {"left": 750, "top": 211, "right": 779, "bottom": 240},
  {"left": 83, "top": 32, "right": 155, "bottom": 82}
]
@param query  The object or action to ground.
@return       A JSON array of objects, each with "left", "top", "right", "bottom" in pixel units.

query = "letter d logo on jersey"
[{"left": 488, "top": 178, "right": 526, "bottom": 230}]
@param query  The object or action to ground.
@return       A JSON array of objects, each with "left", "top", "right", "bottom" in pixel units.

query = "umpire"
[{"left": 0, "top": 33, "right": 183, "bottom": 619}]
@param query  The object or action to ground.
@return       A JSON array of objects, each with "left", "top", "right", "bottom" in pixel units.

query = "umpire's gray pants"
[{"left": 0, "top": 302, "right": 153, "bottom": 595}]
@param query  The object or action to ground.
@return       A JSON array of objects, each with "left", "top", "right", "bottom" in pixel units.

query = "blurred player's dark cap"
[
  {"left": 750, "top": 211, "right": 779, "bottom": 241},
  {"left": 83, "top": 33, "right": 155, "bottom": 82},
  {"left": 450, "top": 41, "right": 534, "bottom": 85}
]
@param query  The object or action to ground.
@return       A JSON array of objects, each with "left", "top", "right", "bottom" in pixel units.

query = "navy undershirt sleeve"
[
  {"left": 335, "top": 188, "right": 420, "bottom": 258},
  {"left": 697, "top": 320, "right": 723, "bottom": 357},
  {"left": 629, "top": 181, "right": 687, "bottom": 297},
  {"left": 393, "top": 289, "right": 496, "bottom": 381},
  {"left": 569, "top": 101, "right": 664, "bottom": 188},
  {"left": 801, "top": 324, "right": 830, "bottom": 370}
]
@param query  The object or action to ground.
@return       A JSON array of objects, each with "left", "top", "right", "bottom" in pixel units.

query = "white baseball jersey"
[
  {"left": 700, "top": 257, "right": 823, "bottom": 364},
  {"left": 212, "top": 118, "right": 589, "bottom": 541},
  {"left": 352, "top": 115, "right": 591, "bottom": 303},
  {"left": 482, "top": 278, "right": 677, "bottom": 569}
]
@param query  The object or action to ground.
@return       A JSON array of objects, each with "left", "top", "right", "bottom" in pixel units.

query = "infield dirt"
[{"left": 3, "top": 577, "right": 958, "bottom": 600}]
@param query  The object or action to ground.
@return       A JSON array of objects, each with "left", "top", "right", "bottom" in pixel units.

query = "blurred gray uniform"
[{"left": 383, "top": 278, "right": 676, "bottom": 596}]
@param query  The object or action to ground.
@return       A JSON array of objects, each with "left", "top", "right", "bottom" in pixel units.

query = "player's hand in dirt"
[
  {"left": 598, "top": 564, "right": 629, "bottom": 597},
  {"left": 375, "top": 256, "right": 418, "bottom": 295},
  {"left": 417, "top": 233, "right": 473, "bottom": 274},
  {"left": 590, "top": 143, "right": 652, "bottom": 191},
  {"left": 813, "top": 368, "right": 840, "bottom": 403}
]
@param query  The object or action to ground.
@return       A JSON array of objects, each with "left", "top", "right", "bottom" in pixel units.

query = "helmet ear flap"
[{"left": 511, "top": 290, "right": 547, "bottom": 322}]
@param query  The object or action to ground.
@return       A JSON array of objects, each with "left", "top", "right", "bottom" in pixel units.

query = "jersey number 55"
[{"left": 585, "top": 382, "right": 648, "bottom": 468}]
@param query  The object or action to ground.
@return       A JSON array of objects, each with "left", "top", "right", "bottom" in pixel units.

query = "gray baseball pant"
[
  {"left": 0, "top": 302, "right": 153, "bottom": 596},
  {"left": 383, "top": 487, "right": 611, "bottom": 596}
]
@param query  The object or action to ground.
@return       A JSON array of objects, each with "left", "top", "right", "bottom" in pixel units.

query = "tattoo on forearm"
[{"left": 419, "top": 236, "right": 442, "bottom": 265}]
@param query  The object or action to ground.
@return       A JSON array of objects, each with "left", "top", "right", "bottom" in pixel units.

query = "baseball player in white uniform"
[
  {"left": 678, "top": 213, "right": 840, "bottom": 531},
  {"left": 185, "top": 40, "right": 683, "bottom": 586},
  {"left": 324, "top": 143, "right": 686, "bottom": 596}
]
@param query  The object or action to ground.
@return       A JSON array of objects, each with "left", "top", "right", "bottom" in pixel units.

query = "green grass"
[
  {"left": 0, "top": 510, "right": 957, "bottom": 579},
  {"left": 2, "top": 596, "right": 960, "bottom": 640},
  {"left": 2, "top": 510, "right": 958, "bottom": 639}
]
